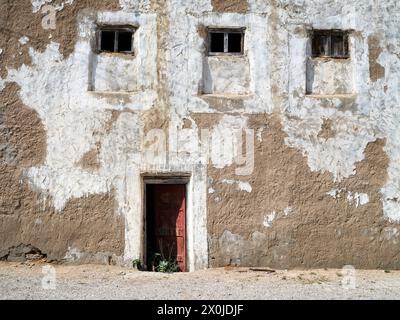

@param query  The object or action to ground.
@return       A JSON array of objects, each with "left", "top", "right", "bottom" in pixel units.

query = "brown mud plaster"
[
  {"left": 77, "top": 142, "right": 101, "bottom": 171},
  {"left": 0, "top": 0, "right": 120, "bottom": 78},
  {"left": 211, "top": 0, "right": 248, "bottom": 13},
  {"left": 0, "top": 83, "right": 46, "bottom": 215},
  {"left": 190, "top": 113, "right": 224, "bottom": 130},
  {"left": 201, "top": 95, "right": 246, "bottom": 112},
  {"left": 317, "top": 118, "right": 336, "bottom": 140},
  {"left": 0, "top": 83, "right": 46, "bottom": 168},
  {"left": 206, "top": 113, "right": 400, "bottom": 269},
  {"left": 182, "top": 118, "right": 192, "bottom": 129},
  {"left": 0, "top": 189, "right": 124, "bottom": 264},
  {"left": 368, "top": 34, "right": 385, "bottom": 82}
]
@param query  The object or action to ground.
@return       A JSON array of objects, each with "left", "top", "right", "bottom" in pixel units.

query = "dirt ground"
[{"left": 0, "top": 262, "right": 399, "bottom": 300}]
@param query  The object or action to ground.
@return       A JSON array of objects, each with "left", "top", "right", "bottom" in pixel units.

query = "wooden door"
[{"left": 153, "top": 184, "right": 186, "bottom": 272}]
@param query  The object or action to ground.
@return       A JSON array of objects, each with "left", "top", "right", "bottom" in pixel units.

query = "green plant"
[
  {"left": 156, "top": 259, "right": 179, "bottom": 273},
  {"left": 132, "top": 259, "right": 144, "bottom": 271},
  {"left": 151, "top": 240, "right": 180, "bottom": 273}
]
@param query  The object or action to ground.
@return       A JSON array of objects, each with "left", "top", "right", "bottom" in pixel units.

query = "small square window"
[
  {"left": 312, "top": 30, "right": 349, "bottom": 58},
  {"left": 208, "top": 28, "right": 245, "bottom": 55},
  {"left": 98, "top": 26, "right": 135, "bottom": 54}
]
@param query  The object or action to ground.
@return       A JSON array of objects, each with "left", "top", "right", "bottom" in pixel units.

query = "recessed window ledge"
[
  {"left": 305, "top": 93, "right": 357, "bottom": 99},
  {"left": 200, "top": 93, "right": 254, "bottom": 100},
  {"left": 90, "top": 90, "right": 137, "bottom": 96}
]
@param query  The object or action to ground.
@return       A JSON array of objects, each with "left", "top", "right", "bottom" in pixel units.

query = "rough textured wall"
[
  {"left": 206, "top": 114, "right": 400, "bottom": 269},
  {"left": 211, "top": 0, "right": 248, "bottom": 14},
  {"left": 0, "top": 0, "right": 399, "bottom": 269},
  {"left": 0, "top": 0, "right": 125, "bottom": 264}
]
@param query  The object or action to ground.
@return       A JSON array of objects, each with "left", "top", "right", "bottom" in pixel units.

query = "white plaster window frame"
[
  {"left": 287, "top": 24, "right": 368, "bottom": 109},
  {"left": 186, "top": 13, "right": 272, "bottom": 113}
]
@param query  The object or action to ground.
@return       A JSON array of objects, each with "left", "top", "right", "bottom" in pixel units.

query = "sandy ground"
[{"left": 0, "top": 262, "right": 399, "bottom": 300}]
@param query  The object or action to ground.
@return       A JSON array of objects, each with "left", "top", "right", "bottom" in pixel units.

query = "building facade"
[{"left": 0, "top": 0, "right": 399, "bottom": 270}]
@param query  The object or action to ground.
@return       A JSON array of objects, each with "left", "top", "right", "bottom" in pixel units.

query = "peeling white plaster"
[
  {"left": 306, "top": 58, "right": 354, "bottom": 95},
  {"left": 347, "top": 192, "right": 369, "bottom": 207},
  {"left": 19, "top": 36, "right": 30, "bottom": 45},
  {"left": 220, "top": 179, "right": 252, "bottom": 193},
  {"left": 282, "top": 0, "right": 400, "bottom": 222},
  {"left": 209, "top": 115, "right": 248, "bottom": 169},
  {"left": 31, "top": 0, "right": 52, "bottom": 13},
  {"left": 256, "top": 128, "right": 264, "bottom": 142},
  {"left": 327, "top": 189, "right": 369, "bottom": 207},
  {"left": 219, "top": 229, "right": 268, "bottom": 266},
  {"left": 63, "top": 246, "right": 82, "bottom": 262},
  {"left": 203, "top": 56, "right": 250, "bottom": 95},
  {"left": 119, "top": 0, "right": 151, "bottom": 11},
  {"left": 283, "top": 207, "right": 293, "bottom": 216},
  {"left": 263, "top": 211, "right": 276, "bottom": 228},
  {"left": 31, "top": 0, "right": 74, "bottom": 13},
  {"left": 382, "top": 227, "right": 399, "bottom": 242}
]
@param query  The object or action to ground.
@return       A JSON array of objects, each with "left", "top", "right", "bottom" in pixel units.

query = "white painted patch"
[
  {"left": 31, "top": 0, "right": 74, "bottom": 13},
  {"left": 383, "top": 227, "right": 399, "bottom": 241},
  {"left": 31, "top": 0, "right": 52, "bottom": 13},
  {"left": 209, "top": 115, "right": 249, "bottom": 169},
  {"left": 19, "top": 36, "right": 29, "bottom": 45},
  {"left": 256, "top": 128, "right": 264, "bottom": 142},
  {"left": 327, "top": 189, "right": 369, "bottom": 207},
  {"left": 263, "top": 211, "right": 276, "bottom": 228},
  {"left": 119, "top": 0, "right": 151, "bottom": 11},
  {"left": 283, "top": 207, "right": 293, "bottom": 216},
  {"left": 307, "top": 58, "right": 354, "bottom": 95},
  {"left": 220, "top": 179, "right": 252, "bottom": 193},
  {"left": 347, "top": 192, "right": 370, "bottom": 207},
  {"left": 203, "top": 56, "right": 250, "bottom": 95},
  {"left": 63, "top": 246, "right": 82, "bottom": 262}
]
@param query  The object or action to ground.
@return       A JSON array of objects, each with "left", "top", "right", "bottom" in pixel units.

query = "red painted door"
[{"left": 153, "top": 184, "right": 186, "bottom": 272}]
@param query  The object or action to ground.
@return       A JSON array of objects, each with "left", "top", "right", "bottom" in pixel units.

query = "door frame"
[{"left": 142, "top": 175, "right": 190, "bottom": 271}]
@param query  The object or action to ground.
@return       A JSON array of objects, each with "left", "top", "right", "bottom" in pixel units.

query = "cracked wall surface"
[{"left": 0, "top": 0, "right": 399, "bottom": 269}]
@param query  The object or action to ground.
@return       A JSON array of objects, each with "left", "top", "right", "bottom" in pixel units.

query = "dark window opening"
[
  {"left": 312, "top": 30, "right": 349, "bottom": 58},
  {"left": 210, "top": 32, "right": 225, "bottom": 53},
  {"left": 100, "top": 31, "right": 115, "bottom": 52},
  {"left": 228, "top": 33, "right": 242, "bottom": 53},
  {"left": 98, "top": 26, "right": 135, "bottom": 54},
  {"left": 208, "top": 28, "right": 244, "bottom": 55},
  {"left": 118, "top": 31, "right": 133, "bottom": 52}
]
